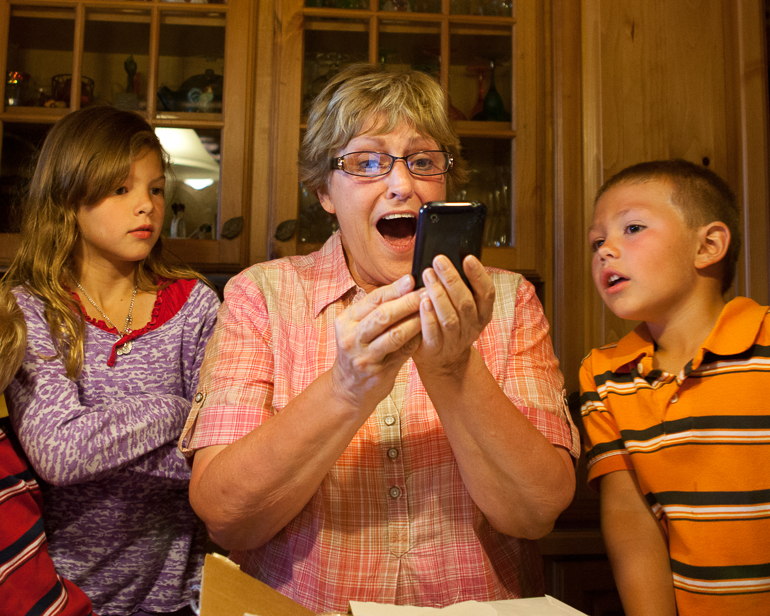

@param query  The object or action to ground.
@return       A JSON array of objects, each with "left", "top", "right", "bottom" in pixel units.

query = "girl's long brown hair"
[{"left": 2, "top": 105, "right": 204, "bottom": 379}]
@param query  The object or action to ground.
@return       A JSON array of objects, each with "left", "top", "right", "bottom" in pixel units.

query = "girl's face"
[{"left": 75, "top": 150, "right": 165, "bottom": 272}]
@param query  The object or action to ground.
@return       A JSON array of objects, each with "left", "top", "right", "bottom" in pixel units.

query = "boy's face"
[{"left": 588, "top": 180, "right": 702, "bottom": 324}]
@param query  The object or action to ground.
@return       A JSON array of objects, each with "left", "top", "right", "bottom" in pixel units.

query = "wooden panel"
[{"left": 578, "top": 0, "right": 768, "bottom": 352}]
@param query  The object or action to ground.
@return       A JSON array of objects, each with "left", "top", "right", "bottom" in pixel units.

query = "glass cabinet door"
[
  {"left": 1, "top": 0, "right": 250, "bottom": 269},
  {"left": 273, "top": 0, "right": 540, "bottom": 279}
]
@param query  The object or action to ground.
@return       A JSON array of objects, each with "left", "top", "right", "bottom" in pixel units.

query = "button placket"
[{"left": 378, "top": 364, "right": 410, "bottom": 557}]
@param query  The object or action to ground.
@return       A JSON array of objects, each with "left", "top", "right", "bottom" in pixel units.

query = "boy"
[
  {"left": 0, "top": 289, "right": 95, "bottom": 615},
  {"left": 580, "top": 159, "right": 770, "bottom": 616}
]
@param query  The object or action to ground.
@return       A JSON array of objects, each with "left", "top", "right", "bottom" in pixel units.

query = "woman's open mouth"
[{"left": 376, "top": 213, "right": 416, "bottom": 248}]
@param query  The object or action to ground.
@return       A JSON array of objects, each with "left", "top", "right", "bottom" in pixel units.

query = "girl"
[{"left": 2, "top": 106, "right": 220, "bottom": 616}]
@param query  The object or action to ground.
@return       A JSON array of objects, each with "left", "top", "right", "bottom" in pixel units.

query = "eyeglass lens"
[{"left": 341, "top": 151, "right": 450, "bottom": 176}]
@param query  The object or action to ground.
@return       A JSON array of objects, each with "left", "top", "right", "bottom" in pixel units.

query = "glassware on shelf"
[{"left": 472, "top": 60, "right": 510, "bottom": 122}]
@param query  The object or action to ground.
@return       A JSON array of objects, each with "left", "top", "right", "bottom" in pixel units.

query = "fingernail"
[
  {"left": 422, "top": 297, "right": 434, "bottom": 312},
  {"left": 434, "top": 256, "right": 449, "bottom": 272},
  {"left": 423, "top": 269, "right": 437, "bottom": 284},
  {"left": 399, "top": 274, "right": 412, "bottom": 291}
]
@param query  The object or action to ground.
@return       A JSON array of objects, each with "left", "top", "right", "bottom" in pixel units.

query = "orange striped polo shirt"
[{"left": 580, "top": 297, "right": 770, "bottom": 616}]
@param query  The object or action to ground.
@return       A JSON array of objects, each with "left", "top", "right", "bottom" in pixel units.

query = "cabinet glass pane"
[
  {"left": 455, "top": 137, "right": 511, "bottom": 247},
  {"left": 5, "top": 7, "right": 75, "bottom": 109},
  {"left": 378, "top": 21, "right": 441, "bottom": 73},
  {"left": 157, "top": 12, "right": 225, "bottom": 114},
  {"left": 305, "top": 0, "right": 367, "bottom": 8},
  {"left": 449, "top": 26, "right": 512, "bottom": 122},
  {"left": 0, "top": 123, "right": 50, "bottom": 233},
  {"left": 303, "top": 22, "right": 368, "bottom": 116},
  {"left": 83, "top": 9, "right": 151, "bottom": 110},
  {"left": 156, "top": 127, "right": 221, "bottom": 240},
  {"left": 379, "top": 0, "right": 441, "bottom": 13},
  {"left": 450, "top": 0, "right": 512, "bottom": 16}
]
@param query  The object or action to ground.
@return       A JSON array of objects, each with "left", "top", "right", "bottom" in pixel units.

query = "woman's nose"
[{"left": 385, "top": 159, "right": 416, "bottom": 200}]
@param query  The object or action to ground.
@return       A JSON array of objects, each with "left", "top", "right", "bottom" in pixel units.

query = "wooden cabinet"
[
  {"left": 0, "top": 0, "right": 255, "bottom": 272},
  {"left": 262, "top": 0, "right": 550, "bottom": 290}
]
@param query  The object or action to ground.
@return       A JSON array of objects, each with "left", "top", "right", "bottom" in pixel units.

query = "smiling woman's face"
[{"left": 318, "top": 121, "right": 447, "bottom": 293}]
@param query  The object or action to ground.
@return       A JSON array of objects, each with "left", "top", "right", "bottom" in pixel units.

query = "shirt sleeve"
[
  {"left": 579, "top": 350, "right": 635, "bottom": 489},
  {"left": 484, "top": 274, "right": 580, "bottom": 460},
  {"left": 8, "top": 290, "right": 196, "bottom": 487},
  {"left": 180, "top": 273, "right": 275, "bottom": 455}
]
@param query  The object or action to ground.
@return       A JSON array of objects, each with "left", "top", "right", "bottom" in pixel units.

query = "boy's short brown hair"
[
  {"left": 0, "top": 288, "right": 26, "bottom": 392},
  {"left": 595, "top": 159, "right": 740, "bottom": 294}
]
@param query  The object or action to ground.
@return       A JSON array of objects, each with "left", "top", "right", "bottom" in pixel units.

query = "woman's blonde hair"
[
  {"left": 299, "top": 64, "right": 468, "bottom": 196},
  {"left": 0, "top": 288, "right": 27, "bottom": 392},
  {"left": 3, "top": 105, "right": 202, "bottom": 379}
]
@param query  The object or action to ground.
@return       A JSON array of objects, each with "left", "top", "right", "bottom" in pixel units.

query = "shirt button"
[
  {"left": 384, "top": 416, "right": 396, "bottom": 426},
  {"left": 194, "top": 392, "right": 204, "bottom": 403},
  {"left": 389, "top": 486, "right": 401, "bottom": 499},
  {"left": 387, "top": 448, "right": 399, "bottom": 460},
  {"left": 637, "top": 362, "right": 644, "bottom": 374},
  {"left": 671, "top": 394, "right": 679, "bottom": 404}
]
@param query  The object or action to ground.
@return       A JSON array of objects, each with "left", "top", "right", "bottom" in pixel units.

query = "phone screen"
[{"left": 411, "top": 201, "right": 487, "bottom": 289}]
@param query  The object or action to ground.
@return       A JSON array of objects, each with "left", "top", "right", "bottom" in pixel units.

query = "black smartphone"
[{"left": 411, "top": 201, "right": 487, "bottom": 289}]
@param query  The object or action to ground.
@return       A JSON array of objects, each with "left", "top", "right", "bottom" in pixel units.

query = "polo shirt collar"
[
  {"left": 609, "top": 297, "right": 768, "bottom": 373},
  {"left": 697, "top": 296, "right": 768, "bottom": 359},
  {"left": 312, "top": 231, "right": 359, "bottom": 318}
]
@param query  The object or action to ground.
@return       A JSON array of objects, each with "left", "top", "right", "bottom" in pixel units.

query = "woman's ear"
[
  {"left": 317, "top": 186, "right": 336, "bottom": 215},
  {"left": 695, "top": 221, "right": 730, "bottom": 270}
]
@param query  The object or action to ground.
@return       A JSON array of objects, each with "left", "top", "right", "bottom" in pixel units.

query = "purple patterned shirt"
[{"left": 7, "top": 281, "right": 219, "bottom": 616}]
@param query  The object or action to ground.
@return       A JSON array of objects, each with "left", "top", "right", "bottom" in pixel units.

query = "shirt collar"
[
  {"left": 610, "top": 297, "right": 768, "bottom": 373},
  {"left": 312, "top": 231, "right": 359, "bottom": 318}
]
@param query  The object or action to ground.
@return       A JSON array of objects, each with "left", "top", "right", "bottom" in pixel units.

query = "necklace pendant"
[{"left": 116, "top": 340, "right": 133, "bottom": 356}]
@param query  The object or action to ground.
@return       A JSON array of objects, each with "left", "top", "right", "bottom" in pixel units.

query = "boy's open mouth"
[
  {"left": 607, "top": 274, "right": 628, "bottom": 288},
  {"left": 377, "top": 213, "right": 416, "bottom": 247}
]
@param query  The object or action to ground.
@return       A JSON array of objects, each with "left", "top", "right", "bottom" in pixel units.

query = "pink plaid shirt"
[{"left": 180, "top": 232, "right": 579, "bottom": 612}]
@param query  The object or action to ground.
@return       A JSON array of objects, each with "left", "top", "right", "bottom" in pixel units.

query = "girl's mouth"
[
  {"left": 376, "top": 213, "right": 416, "bottom": 248},
  {"left": 130, "top": 226, "right": 153, "bottom": 239}
]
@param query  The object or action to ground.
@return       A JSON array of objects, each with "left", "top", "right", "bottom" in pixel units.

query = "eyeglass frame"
[{"left": 330, "top": 150, "right": 454, "bottom": 178}]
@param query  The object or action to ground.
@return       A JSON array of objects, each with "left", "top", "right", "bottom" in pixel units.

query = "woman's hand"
[
  {"left": 413, "top": 255, "right": 495, "bottom": 376},
  {"left": 331, "top": 274, "right": 422, "bottom": 412}
]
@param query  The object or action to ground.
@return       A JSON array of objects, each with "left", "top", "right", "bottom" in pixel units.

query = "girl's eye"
[
  {"left": 590, "top": 239, "right": 604, "bottom": 252},
  {"left": 151, "top": 187, "right": 165, "bottom": 196},
  {"left": 115, "top": 187, "right": 128, "bottom": 196}
]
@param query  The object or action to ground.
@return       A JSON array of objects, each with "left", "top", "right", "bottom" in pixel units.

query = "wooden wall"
[{"left": 552, "top": 0, "right": 770, "bottom": 395}]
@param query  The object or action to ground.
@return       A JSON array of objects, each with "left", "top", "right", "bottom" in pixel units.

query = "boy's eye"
[
  {"left": 590, "top": 238, "right": 604, "bottom": 252},
  {"left": 626, "top": 224, "right": 644, "bottom": 234}
]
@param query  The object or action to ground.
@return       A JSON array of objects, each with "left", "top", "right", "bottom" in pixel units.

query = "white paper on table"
[{"left": 348, "top": 596, "right": 587, "bottom": 616}]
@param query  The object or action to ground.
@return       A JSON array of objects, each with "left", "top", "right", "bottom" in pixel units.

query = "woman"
[{"left": 181, "top": 64, "right": 579, "bottom": 612}]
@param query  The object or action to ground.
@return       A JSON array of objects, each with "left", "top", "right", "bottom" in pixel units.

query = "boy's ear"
[{"left": 694, "top": 221, "right": 730, "bottom": 270}]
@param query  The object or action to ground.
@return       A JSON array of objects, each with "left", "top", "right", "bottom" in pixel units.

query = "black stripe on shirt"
[
  {"left": 620, "top": 415, "right": 770, "bottom": 444},
  {"left": 656, "top": 488, "right": 770, "bottom": 507},
  {"left": 26, "top": 576, "right": 64, "bottom": 616},
  {"left": 0, "top": 516, "right": 45, "bottom": 564},
  {"left": 671, "top": 558, "right": 770, "bottom": 582},
  {"left": 0, "top": 468, "right": 35, "bottom": 492}
]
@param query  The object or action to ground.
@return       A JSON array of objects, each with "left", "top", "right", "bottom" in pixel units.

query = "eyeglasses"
[{"left": 330, "top": 150, "right": 453, "bottom": 178}]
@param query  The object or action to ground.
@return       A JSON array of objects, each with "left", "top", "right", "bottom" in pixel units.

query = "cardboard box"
[{"left": 199, "top": 553, "right": 588, "bottom": 616}]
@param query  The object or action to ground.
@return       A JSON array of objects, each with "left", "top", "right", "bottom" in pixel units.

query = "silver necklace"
[{"left": 75, "top": 280, "right": 138, "bottom": 356}]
